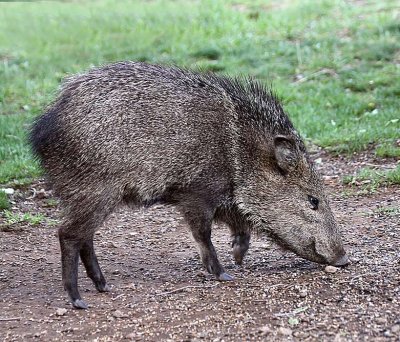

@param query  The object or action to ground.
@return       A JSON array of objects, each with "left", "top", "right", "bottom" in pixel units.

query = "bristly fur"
[
  {"left": 198, "top": 72, "right": 293, "bottom": 134},
  {"left": 30, "top": 61, "right": 298, "bottom": 164},
  {"left": 29, "top": 61, "right": 346, "bottom": 309},
  {"left": 159, "top": 64, "right": 295, "bottom": 135}
]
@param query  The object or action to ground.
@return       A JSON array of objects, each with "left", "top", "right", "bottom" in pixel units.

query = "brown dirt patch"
[{"left": 1, "top": 152, "right": 399, "bottom": 341}]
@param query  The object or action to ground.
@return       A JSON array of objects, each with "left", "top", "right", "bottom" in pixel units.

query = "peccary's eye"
[{"left": 308, "top": 195, "right": 319, "bottom": 210}]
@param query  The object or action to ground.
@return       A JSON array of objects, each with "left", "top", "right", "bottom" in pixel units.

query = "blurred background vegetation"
[{"left": 0, "top": 0, "right": 399, "bottom": 185}]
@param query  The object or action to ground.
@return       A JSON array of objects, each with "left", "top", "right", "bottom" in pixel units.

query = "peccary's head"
[
  {"left": 229, "top": 80, "right": 348, "bottom": 266},
  {"left": 237, "top": 134, "right": 347, "bottom": 266}
]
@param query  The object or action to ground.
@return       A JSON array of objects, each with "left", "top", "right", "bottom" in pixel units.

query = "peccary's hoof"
[
  {"left": 72, "top": 299, "right": 88, "bottom": 310},
  {"left": 232, "top": 235, "right": 250, "bottom": 266},
  {"left": 218, "top": 273, "right": 234, "bottom": 281},
  {"left": 96, "top": 283, "right": 111, "bottom": 292},
  {"left": 233, "top": 251, "right": 243, "bottom": 266},
  {"left": 234, "top": 260, "right": 243, "bottom": 266}
]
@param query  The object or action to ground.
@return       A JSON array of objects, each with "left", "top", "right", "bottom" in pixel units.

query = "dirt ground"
[{"left": 1, "top": 151, "right": 399, "bottom": 341}]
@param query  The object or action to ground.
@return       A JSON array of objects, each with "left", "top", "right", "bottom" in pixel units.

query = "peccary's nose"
[{"left": 333, "top": 253, "right": 349, "bottom": 266}]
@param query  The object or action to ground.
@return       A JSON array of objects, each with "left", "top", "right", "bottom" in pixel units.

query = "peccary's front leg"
[
  {"left": 231, "top": 232, "right": 250, "bottom": 265},
  {"left": 215, "top": 207, "right": 251, "bottom": 265},
  {"left": 182, "top": 205, "right": 233, "bottom": 281}
]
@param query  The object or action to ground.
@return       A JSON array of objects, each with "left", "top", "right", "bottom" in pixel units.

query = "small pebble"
[
  {"left": 278, "top": 327, "right": 292, "bottom": 336},
  {"left": 55, "top": 308, "right": 67, "bottom": 316},
  {"left": 1, "top": 188, "right": 14, "bottom": 195},
  {"left": 384, "top": 330, "right": 392, "bottom": 337},
  {"left": 325, "top": 265, "right": 338, "bottom": 273},
  {"left": 258, "top": 325, "right": 271, "bottom": 336},
  {"left": 125, "top": 332, "right": 136, "bottom": 339},
  {"left": 334, "top": 333, "right": 344, "bottom": 342},
  {"left": 36, "top": 189, "right": 48, "bottom": 199},
  {"left": 299, "top": 289, "right": 308, "bottom": 298},
  {"left": 391, "top": 324, "right": 400, "bottom": 334},
  {"left": 375, "top": 317, "right": 386, "bottom": 324},
  {"left": 113, "top": 310, "right": 128, "bottom": 318},
  {"left": 107, "top": 241, "right": 118, "bottom": 248}
]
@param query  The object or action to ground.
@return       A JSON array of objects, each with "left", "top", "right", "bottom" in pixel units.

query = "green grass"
[
  {"left": 343, "top": 165, "right": 400, "bottom": 191},
  {"left": 0, "top": 0, "right": 399, "bottom": 184},
  {"left": 2, "top": 210, "right": 46, "bottom": 225},
  {"left": 373, "top": 206, "right": 400, "bottom": 216},
  {"left": 1, "top": 209, "right": 58, "bottom": 227},
  {"left": 0, "top": 191, "right": 10, "bottom": 210}
]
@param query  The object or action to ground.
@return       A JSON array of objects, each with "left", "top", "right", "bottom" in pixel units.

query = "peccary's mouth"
[
  {"left": 265, "top": 230, "right": 291, "bottom": 252},
  {"left": 269, "top": 233, "right": 327, "bottom": 264},
  {"left": 261, "top": 222, "right": 328, "bottom": 264},
  {"left": 309, "top": 238, "right": 328, "bottom": 264}
]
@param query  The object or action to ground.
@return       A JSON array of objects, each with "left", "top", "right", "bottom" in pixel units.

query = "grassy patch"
[
  {"left": 0, "top": 0, "right": 399, "bottom": 184},
  {"left": 0, "top": 209, "right": 58, "bottom": 229},
  {"left": 2, "top": 210, "right": 46, "bottom": 225},
  {"left": 0, "top": 191, "right": 10, "bottom": 210},
  {"left": 343, "top": 165, "right": 400, "bottom": 191},
  {"left": 43, "top": 198, "right": 58, "bottom": 208},
  {"left": 373, "top": 206, "right": 400, "bottom": 217},
  {"left": 375, "top": 143, "right": 400, "bottom": 158}
]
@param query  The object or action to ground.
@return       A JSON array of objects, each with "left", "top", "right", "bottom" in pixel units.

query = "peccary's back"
[{"left": 31, "top": 62, "right": 238, "bottom": 202}]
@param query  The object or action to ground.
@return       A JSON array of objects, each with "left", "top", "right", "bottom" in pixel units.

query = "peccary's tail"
[
  {"left": 30, "top": 79, "right": 80, "bottom": 161},
  {"left": 29, "top": 107, "right": 61, "bottom": 160}
]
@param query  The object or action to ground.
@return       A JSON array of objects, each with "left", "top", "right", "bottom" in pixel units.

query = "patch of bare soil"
[{"left": 1, "top": 152, "right": 399, "bottom": 341}]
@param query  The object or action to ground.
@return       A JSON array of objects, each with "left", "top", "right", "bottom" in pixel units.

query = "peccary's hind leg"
[
  {"left": 59, "top": 193, "right": 118, "bottom": 309},
  {"left": 59, "top": 232, "right": 88, "bottom": 309},
  {"left": 181, "top": 203, "right": 233, "bottom": 281},
  {"left": 60, "top": 219, "right": 110, "bottom": 309},
  {"left": 80, "top": 237, "right": 110, "bottom": 292}
]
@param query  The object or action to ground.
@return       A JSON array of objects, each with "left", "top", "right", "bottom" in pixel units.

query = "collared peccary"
[{"left": 30, "top": 62, "right": 348, "bottom": 309}]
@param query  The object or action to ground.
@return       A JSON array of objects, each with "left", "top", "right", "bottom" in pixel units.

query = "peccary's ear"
[{"left": 273, "top": 135, "right": 299, "bottom": 174}]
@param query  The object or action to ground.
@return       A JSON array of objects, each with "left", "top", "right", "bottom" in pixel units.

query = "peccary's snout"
[
  {"left": 332, "top": 253, "right": 349, "bottom": 267},
  {"left": 313, "top": 236, "right": 348, "bottom": 267}
]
